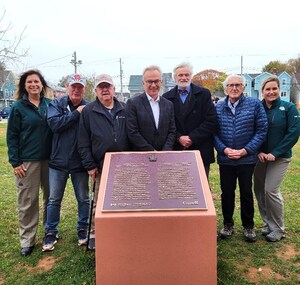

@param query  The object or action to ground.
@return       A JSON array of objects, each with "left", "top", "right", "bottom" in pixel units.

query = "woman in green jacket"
[
  {"left": 7, "top": 70, "right": 52, "bottom": 256},
  {"left": 254, "top": 75, "right": 300, "bottom": 242}
]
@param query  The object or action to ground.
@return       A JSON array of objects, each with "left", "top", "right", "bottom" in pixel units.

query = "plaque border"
[{"left": 101, "top": 151, "right": 209, "bottom": 212}]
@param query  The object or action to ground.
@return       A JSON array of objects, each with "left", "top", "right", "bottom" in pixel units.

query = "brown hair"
[{"left": 15, "top": 69, "right": 50, "bottom": 100}]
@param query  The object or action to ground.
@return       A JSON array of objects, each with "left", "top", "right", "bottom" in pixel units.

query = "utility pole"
[
  {"left": 70, "top": 51, "right": 82, "bottom": 73},
  {"left": 241, "top": 55, "right": 243, "bottom": 75},
  {"left": 119, "top": 58, "right": 124, "bottom": 101}
]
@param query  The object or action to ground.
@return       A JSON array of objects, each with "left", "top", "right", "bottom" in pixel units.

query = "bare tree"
[{"left": 0, "top": 10, "right": 28, "bottom": 66}]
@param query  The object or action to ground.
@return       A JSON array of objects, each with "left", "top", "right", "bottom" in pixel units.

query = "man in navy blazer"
[
  {"left": 126, "top": 65, "right": 176, "bottom": 151},
  {"left": 162, "top": 62, "right": 217, "bottom": 177}
]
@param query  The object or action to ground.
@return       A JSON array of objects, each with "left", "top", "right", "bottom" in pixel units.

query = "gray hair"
[
  {"left": 142, "top": 65, "right": 162, "bottom": 80},
  {"left": 173, "top": 62, "right": 193, "bottom": 77},
  {"left": 222, "top": 74, "right": 246, "bottom": 89},
  {"left": 261, "top": 75, "right": 280, "bottom": 91}
]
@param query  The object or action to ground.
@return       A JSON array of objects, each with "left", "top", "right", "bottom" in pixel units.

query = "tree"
[
  {"left": 0, "top": 10, "right": 28, "bottom": 65},
  {"left": 287, "top": 57, "right": 300, "bottom": 73},
  {"left": 262, "top": 60, "right": 293, "bottom": 74},
  {"left": 192, "top": 69, "right": 227, "bottom": 93}
]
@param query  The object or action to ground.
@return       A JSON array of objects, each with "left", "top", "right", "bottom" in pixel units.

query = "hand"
[
  {"left": 266, "top": 153, "right": 275, "bottom": 161},
  {"left": 178, "top": 136, "right": 192, "bottom": 149},
  {"left": 76, "top": 105, "right": 85, "bottom": 113},
  {"left": 14, "top": 164, "right": 27, "bottom": 178},
  {"left": 224, "top": 148, "right": 247, "bottom": 160},
  {"left": 257, "top": 152, "right": 268, "bottom": 162},
  {"left": 88, "top": 168, "right": 98, "bottom": 182}
]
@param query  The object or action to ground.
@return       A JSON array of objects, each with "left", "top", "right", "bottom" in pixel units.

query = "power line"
[{"left": 28, "top": 54, "right": 72, "bottom": 68}]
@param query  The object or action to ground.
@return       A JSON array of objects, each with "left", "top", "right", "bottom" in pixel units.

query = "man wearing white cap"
[
  {"left": 78, "top": 74, "right": 130, "bottom": 249},
  {"left": 42, "top": 74, "right": 90, "bottom": 252}
]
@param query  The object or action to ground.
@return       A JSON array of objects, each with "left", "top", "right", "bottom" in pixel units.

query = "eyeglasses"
[
  {"left": 145, "top": 80, "right": 162, "bottom": 85},
  {"left": 226, "top": 83, "right": 243, "bottom": 89}
]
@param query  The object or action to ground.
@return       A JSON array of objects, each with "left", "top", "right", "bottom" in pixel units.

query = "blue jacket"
[
  {"left": 47, "top": 96, "right": 89, "bottom": 172},
  {"left": 214, "top": 94, "right": 268, "bottom": 165}
]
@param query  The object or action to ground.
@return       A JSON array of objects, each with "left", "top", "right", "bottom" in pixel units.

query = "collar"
[
  {"left": 178, "top": 85, "right": 191, "bottom": 93},
  {"left": 146, "top": 93, "right": 160, "bottom": 102}
]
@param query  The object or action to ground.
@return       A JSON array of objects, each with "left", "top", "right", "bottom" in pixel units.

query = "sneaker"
[
  {"left": 220, "top": 225, "right": 234, "bottom": 239},
  {"left": 243, "top": 228, "right": 257, "bottom": 243},
  {"left": 88, "top": 238, "right": 95, "bottom": 250},
  {"left": 261, "top": 226, "right": 271, "bottom": 236},
  {"left": 42, "top": 233, "right": 58, "bottom": 252},
  {"left": 78, "top": 229, "right": 88, "bottom": 246},
  {"left": 266, "top": 231, "right": 285, "bottom": 242}
]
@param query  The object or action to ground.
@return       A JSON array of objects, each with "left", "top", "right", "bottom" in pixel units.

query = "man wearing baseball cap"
[
  {"left": 42, "top": 74, "right": 90, "bottom": 252},
  {"left": 78, "top": 74, "right": 130, "bottom": 250}
]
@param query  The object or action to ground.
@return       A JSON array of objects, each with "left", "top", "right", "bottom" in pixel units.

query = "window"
[
  {"left": 282, "top": 79, "right": 286, "bottom": 86},
  {"left": 281, "top": 91, "right": 287, "bottom": 97}
]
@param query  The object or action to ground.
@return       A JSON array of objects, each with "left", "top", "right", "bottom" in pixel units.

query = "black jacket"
[
  {"left": 162, "top": 83, "right": 217, "bottom": 165},
  {"left": 78, "top": 97, "right": 130, "bottom": 170}
]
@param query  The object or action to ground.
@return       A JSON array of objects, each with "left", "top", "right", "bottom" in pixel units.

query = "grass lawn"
[{"left": 0, "top": 122, "right": 299, "bottom": 285}]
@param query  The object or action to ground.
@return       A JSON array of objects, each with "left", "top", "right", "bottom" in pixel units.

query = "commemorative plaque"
[{"left": 102, "top": 151, "right": 207, "bottom": 212}]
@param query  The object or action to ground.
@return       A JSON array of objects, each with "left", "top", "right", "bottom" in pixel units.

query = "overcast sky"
[{"left": 1, "top": 0, "right": 299, "bottom": 90}]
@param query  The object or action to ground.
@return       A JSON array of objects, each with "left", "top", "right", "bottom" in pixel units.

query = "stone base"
[{"left": 95, "top": 151, "right": 217, "bottom": 285}]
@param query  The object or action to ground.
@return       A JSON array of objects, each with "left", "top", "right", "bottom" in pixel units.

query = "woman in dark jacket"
[
  {"left": 7, "top": 69, "right": 52, "bottom": 256},
  {"left": 254, "top": 75, "right": 300, "bottom": 242}
]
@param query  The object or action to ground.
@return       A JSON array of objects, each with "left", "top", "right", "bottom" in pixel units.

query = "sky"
[{"left": 1, "top": 0, "right": 299, "bottom": 91}]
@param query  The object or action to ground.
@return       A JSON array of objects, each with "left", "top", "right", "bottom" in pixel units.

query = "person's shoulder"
[
  {"left": 280, "top": 100, "right": 299, "bottom": 113},
  {"left": 127, "top": 93, "right": 145, "bottom": 103},
  {"left": 162, "top": 87, "right": 176, "bottom": 98}
]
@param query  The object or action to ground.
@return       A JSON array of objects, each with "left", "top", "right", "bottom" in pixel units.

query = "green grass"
[{"left": 0, "top": 123, "right": 299, "bottom": 285}]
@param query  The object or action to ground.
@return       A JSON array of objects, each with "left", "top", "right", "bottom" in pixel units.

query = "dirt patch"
[
  {"left": 276, "top": 244, "right": 298, "bottom": 260},
  {"left": 247, "top": 266, "right": 284, "bottom": 282},
  {"left": 18, "top": 256, "right": 63, "bottom": 274},
  {"left": 243, "top": 243, "right": 299, "bottom": 283},
  {"left": 0, "top": 276, "right": 4, "bottom": 285}
]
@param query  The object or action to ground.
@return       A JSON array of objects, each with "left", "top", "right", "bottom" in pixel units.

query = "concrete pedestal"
[{"left": 95, "top": 151, "right": 217, "bottom": 285}]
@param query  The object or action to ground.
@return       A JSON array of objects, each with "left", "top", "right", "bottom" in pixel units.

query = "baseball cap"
[
  {"left": 67, "top": 74, "right": 86, "bottom": 87},
  {"left": 95, "top": 74, "right": 114, "bottom": 88}
]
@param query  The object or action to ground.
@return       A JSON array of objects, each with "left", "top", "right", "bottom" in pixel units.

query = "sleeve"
[
  {"left": 7, "top": 105, "right": 22, "bottom": 167},
  {"left": 77, "top": 108, "right": 97, "bottom": 171},
  {"left": 272, "top": 104, "right": 300, "bottom": 157},
  {"left": 162, "top": 103, "right": 176, "bottom": 150},
  {"left": 244, "top": 101, "right": 268, "bottom": 154},
  {"left": 189, "top": 90, "right": 218, "bottom": 144},
  {"left": 47, "top": 99, "right": 80, "bottom": 133}
]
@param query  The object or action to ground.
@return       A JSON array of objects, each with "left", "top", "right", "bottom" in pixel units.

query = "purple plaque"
[{"left": 102, "top": 152, "right": 208, "bottom": 212}]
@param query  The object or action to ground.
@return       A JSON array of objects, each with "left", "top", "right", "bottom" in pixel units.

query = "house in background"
[
  {"left": 0, "top": 70, "right": 16, "bottom": 107},
  {"left": 128, "top": 73, "right": 175, "bottom": 98},
  {"left": 243, "top": 71, "right": 291, "bottom": 102}
]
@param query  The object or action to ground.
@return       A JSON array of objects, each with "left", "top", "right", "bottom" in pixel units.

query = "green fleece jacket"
[
  {"left": 7, "top": 94, "right": 52, "bottom": 167},
  {"left": 261, "top": 98, "right": 300, "bottom": 158}
]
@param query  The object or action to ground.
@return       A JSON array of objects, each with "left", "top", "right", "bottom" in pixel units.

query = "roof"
[{"left": 0, "top": 71, "right": 11, "bottom": 87}]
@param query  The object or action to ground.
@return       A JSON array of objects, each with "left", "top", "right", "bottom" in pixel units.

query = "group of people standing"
[{"left": 7, "top": 62, "right": 299, "bottom": 257}]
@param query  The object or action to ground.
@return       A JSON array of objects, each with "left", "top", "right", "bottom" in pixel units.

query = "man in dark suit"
[
  {"left": 162, "top": 62, "right": 217, "bottom": 177},
  {"left": 126, "top": 65, "right": 176, "bottom": 151}
]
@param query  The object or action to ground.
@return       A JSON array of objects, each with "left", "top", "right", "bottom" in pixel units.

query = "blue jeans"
[{"left": 45, "top": 168, "right": 90, "bottom": 235}]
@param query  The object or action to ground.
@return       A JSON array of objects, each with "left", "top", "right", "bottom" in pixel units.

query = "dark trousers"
[{"left": 219, "top": 164, "right": 255, "bottom": 229}]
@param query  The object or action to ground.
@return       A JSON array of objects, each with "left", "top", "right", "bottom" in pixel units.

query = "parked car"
[{"left": 0, "top": 107, "right": 11, "bottom": 119}]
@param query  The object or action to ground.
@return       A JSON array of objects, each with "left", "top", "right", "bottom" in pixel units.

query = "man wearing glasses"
[
  {"left": 126, "top": 65, "right": 176, "bottom": 151},
  {"left": 214, "top": 74, "right": 267, "bottom": 243}
]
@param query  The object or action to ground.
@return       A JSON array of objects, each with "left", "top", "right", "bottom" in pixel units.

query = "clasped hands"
[{"left": 224, "top": 147, "right": 247, "bottom": 160}]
